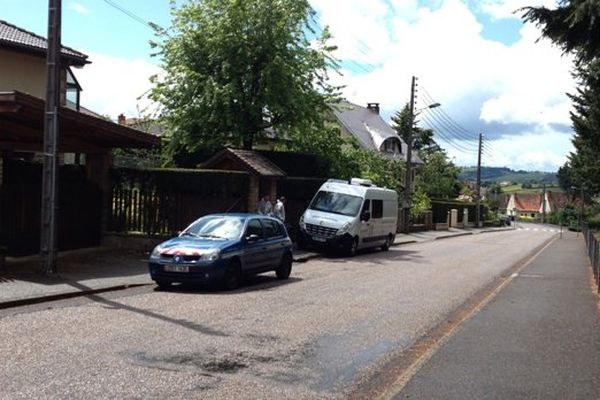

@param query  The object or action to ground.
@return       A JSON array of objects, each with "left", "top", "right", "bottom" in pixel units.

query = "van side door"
[
  {"left": 371, "top": 199, "right": 384, "bottom": 241},
  {"left": 359, "top": 199, "right": 373, "bottom": 244}
]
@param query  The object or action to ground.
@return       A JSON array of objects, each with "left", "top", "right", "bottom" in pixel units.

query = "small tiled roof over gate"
[
  {"left": 0, "top": 19, "right": 89, "bottom": 66},
  {"left": 201, "top": 148, "right": 286, "bottom": 177}
]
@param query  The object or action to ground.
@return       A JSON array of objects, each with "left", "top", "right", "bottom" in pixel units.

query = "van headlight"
[
  {"left": 337, "top": 222, "right": 351, "bottom": 235},
  {"left": 299, "top": 215, "right": 306, "bottom": 231}
]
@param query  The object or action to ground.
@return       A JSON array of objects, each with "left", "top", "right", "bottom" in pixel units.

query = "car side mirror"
[
  {"left": 361, "top": 211, "right": 371, "bottom": 222},
  {"left": 245, "top": 234, "right": 260, "bottom": 242}
]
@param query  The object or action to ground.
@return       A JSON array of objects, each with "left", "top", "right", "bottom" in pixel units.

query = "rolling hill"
[{"left": 459, "top": 166, "right": 558, "bottom": 185}]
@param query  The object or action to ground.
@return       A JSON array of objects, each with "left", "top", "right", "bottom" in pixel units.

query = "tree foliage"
[
  {"left": 522, "top": 0, "right": 600, "bottom": 63},
  {"left": 415, "top": 151, "right": 462, "bottom": 200},
  {"left": 564, "top": 60, "right": 600, "bottom": 194},
  {"left": 523, "top": 1, "right": 600, "bottom": 197},
  {"left": 150, "top": 0, "right": 340, "bottom": 156},
  {"left": 391, "top": 103, "right": 460, "bottom": 201}
]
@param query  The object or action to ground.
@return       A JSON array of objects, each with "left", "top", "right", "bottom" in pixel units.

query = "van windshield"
[{"left": 308, "top": 191, "right": 363, "bottom": 217}]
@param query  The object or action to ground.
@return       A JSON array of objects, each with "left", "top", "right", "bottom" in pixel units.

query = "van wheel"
[
  {"left": 222, "top": 259, "right": 242, "bottom": 291},
  {"left": 347, "top": 237, "right": 359, "bottom": 257},
  {"left": 381, "top": 234, "right": 393, "bottom": 251},
  {"left": 276, "top": 252, "right": 293, "bottom": 279}
]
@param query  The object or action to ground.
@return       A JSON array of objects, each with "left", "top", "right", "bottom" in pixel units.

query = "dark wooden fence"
[
  {"left": 108, "top": 187, "right": 246, "bottom": 236},
  {"left": 108, "top": 168, "right": 249, "bottom": 236},
  {"left": 0, "top": 182, "right": 102, "bottom": 256}
]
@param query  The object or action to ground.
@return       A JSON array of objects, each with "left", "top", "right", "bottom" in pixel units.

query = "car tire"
[
  {"left": 381, "top": 234, "right": 393, "bottom": 251},
  {"left": 347, "top": 237, "right": 359, "bottom": 257},
  {"left": 222, "top": 259, "right": 242, "bottom": 291},
  {"left": 276, "top": 252, "right": 293, "bottom": 280},
  {"left": 155, "top": 280, "right": 171, "bottom": 290}
]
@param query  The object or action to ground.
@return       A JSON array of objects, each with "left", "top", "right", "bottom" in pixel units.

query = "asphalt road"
[{"left": 0, "top": 228, "right": 557, "bottom": 399}]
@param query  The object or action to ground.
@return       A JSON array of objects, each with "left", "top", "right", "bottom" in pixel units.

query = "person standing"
[
  {"left": 274, "top": 196, "right": 286, "bottom": 222},
  {"left": 257, "top": 195, "right": 273, "bottom": 215}
]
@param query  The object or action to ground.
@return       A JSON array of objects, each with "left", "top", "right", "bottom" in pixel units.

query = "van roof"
[{"left": 320, "top": 180, "right": 397, "bottom": 198}]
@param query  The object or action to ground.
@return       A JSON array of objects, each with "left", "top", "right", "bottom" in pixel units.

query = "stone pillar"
[
  {"left": 450, "top": 209, "right": 458, "bottom": 227},
  {"left": 463, "top": 208, "right": 469, "bottom": 226},
  {"left": 247, "top": 175, "right": 259, "bottom": 213}
]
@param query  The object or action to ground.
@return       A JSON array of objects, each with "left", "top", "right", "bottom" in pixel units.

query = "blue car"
[{"left": 148, "top": 213, "right": 293, "bottom": 290}]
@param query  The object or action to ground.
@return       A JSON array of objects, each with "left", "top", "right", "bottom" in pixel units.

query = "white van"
[{"left": 298, "top": 178, "right": 398, "bottom": 255}]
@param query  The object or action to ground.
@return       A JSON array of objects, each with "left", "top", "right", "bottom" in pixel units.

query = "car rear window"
[{"left": 262, "top": 219, "right": 284, "bottom": 238}]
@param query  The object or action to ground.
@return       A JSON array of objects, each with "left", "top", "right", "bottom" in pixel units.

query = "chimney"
[
  {"left": 118, "top": 113, "right": 126, "bottom": 125},
  {"left": 366, "top": 102, "right": 380, "bottom": 114}
]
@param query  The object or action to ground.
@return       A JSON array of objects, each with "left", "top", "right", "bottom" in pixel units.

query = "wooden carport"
[{"left": 0, "top": 90, "right": 160, "bottom": 255}]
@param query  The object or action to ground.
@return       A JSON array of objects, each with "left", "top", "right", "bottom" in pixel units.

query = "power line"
[{"left": 100, "top": 0, "right": 159, "bottom": 31}]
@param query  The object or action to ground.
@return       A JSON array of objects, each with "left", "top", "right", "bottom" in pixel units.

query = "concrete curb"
[{"left": 0, "top": 283, "right": 150, "bottom": 310}]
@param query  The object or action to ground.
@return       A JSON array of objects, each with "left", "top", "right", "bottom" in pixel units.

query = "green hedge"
[{"left": 110, "top": 167, "right": 249, "bottom": 198}]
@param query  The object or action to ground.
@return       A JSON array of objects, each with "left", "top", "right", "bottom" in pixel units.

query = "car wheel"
[
  {"left": 222, "top": 259, "right": 242, "bottom": 291},
  {"left": 381, "top": 234, "right": 393, "bottom": 251},
  {"left": 155, "top": 280, "right": 171, "bottom": 290},
  {"left": 347, "top": 237, "right": 359, "bottom": 257},
  {"left": 276, "top": 252, "right": 293, "bottom": 279}
]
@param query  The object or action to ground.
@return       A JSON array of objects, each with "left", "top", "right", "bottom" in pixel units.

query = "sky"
[{"left": 1, "top": 0, "right": 572, "bottom": 172}]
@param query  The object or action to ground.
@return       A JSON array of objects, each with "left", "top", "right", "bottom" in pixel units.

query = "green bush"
[{"left": 586, "top": 214, "right": 600, "bottom": 230}]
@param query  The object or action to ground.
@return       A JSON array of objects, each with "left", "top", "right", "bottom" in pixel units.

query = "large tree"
[
  {"left": 523, "top": 1, "right": 600, "bottom": 196},
  {"left": 522, "top": 0, "right": 600, "bottom": 63},
  {"left": 563, "top": 60, "right": 600, "bottom": 193},
  {"left": 150, "top": 0, "right": 340, "bottom": 155}
]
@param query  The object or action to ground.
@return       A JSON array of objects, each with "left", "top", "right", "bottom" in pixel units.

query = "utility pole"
[
  {"left": 41, "top": 0, "right": 61, "bottom": 275},
  {"left": 403, "top": 76, "right": 417, "bottom": 233},
  {"left": 475, "top": 133, "right": 482, "bottom": 228}
]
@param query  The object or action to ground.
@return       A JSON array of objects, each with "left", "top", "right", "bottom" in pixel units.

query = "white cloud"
[
  {"left": 69, "top": 2, "right": 91, "bottom": 15},
  {"left": 73, "top": 52, "right": 162, "bottom": 120},
  {"left": 478, "top": 0, "right": 558, "bottom": 20},
  {"left": 311, "top": 0, "right": 575, "bottom": 172},
  {"left": 446, "top": 129, "right": 573, "bottom": 171}
]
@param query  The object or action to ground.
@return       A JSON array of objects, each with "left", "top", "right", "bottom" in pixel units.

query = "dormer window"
[{"left": 66, "top": 67, "right": 82, "bottom": 111}]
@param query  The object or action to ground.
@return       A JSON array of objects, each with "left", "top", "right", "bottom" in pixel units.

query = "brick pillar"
[{"left": 247, "top": 175, "right": 259, "bottom": 213}]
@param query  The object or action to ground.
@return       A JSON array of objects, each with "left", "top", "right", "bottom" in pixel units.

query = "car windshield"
[
  {"left": 308, "top": 191, "right": 363, "bottom": 217},
  {"left": 183, "top": 216, "right": 245, "bottom": 240}
]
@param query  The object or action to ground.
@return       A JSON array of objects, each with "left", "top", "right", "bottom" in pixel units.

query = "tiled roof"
[
  {"left": 514, "top": 193, "right": 542, "bottom": 212},
  {"left": 0, "top": 19, "right": 88, "bottom": 65},
  {"left": 332, "top": 101, "right": 423, "bottom": 164},
  {"left": 201, "top": 148, "right": 286, "bottom": 177}
]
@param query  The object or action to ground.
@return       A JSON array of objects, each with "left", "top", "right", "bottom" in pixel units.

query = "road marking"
[{"left": 377, "top": 236, "right": 558, "bottom": 400}]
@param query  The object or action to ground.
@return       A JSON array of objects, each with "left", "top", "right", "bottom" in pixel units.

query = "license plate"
[
  {"left": 164, "top": 265, "right": 189, "bottom": 273},
  {"left": 312, "top": 236, "right": 326, "bottom": 242}
]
